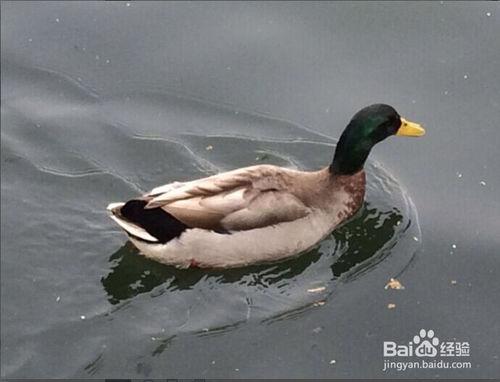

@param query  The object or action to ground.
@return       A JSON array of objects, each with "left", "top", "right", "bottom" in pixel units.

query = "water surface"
[{"left": 1, "top": 2, "right": 499, "bottom": 379}]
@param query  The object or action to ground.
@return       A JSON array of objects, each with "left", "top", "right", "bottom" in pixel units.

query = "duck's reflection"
[{"left": 102, "top": 202, "right": 404, "bottom": 304}]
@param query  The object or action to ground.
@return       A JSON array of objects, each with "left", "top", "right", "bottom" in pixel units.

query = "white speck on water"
[
  {"left": 235, "top": 368, "right": 239, "bottom": 372},
  {"left": 126, "top": 2, "right": 131, "bottom": 6},
  {"left": 452, "top": 244, "right": 457, "bottom": 249},
  {"left": 226, "top": 66, "right": 231, "bottom": 70},
  {"left": 95, "top": 55, "right": 100, "bottom": 60},
  {"left": 480, "top": 180, "right": 486, "bottom": 186},
  {"left": 411, "top": 99, "right": 416, "bottom": 104},
  {"left": 330, "top": 359, "right": 336, "bottom": 365},
  {"left": 211, "top": 360, "right": 216, "bottom": 364},
  {"left": 457, "top": 172, "right": 463, "bottom": 178},
  {"left": 80, "top": 315, "right": 86, "bottom": 320},
  {"left": 234, "top": 110, "right": 239, "bottom": 115},
  {"left": 486, "top": 12, "right": 492, "bottom": 17},
  {"left": 144, "top": 270, "right": 150, "bottom": 275},
  {"left": 325, "top": 108, "right": 330, "bottom": 113},
  {"left": 451, "top": 280, "right": 457, "bottom": 285},
  {"left": 28, "top": 38, "right": 33, "bottom": 42},
  {"left": 450, "top": 251, "right": 454, "bottom": 255},
  {"left": 463, "top": 74, "right": 469, "bottom": 79},
  {"left": 55, "top": 18, "right": 60, "bottom": 23},
  {"left": 312, "top": 326, "right": 323, "bottom": 334},
  {"left": 444, "top": 90, "right": 449, "bottom": 95},
  {"left": 307, "top": 286, "right": 326, "bottom": 293},
  {"left": 106, "top": 59, "right": 110, "bottom": 64},
  {"left": 56, "top": 296, "right": 61, "bottom": 302},
  {"left": 413, "top": 236, "right": 419, "bottom": 242},
  {"left": 36, "top": 123, "right": 41, "bottom": 128},
  {"left": 151, "top": 336, "right": 157, "bottom": 341}
]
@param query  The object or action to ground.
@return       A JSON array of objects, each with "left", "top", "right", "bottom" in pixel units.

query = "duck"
[{"left": 107, "top": 104, "right": 424, "bottom": 269}]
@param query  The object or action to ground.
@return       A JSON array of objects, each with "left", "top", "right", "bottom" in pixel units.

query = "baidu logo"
[
  {"left": 413, "top": 329, "right": 439, "bottom": 357},
  {"left": 382, "top": 328, "right": 471, "bottom": 372}
]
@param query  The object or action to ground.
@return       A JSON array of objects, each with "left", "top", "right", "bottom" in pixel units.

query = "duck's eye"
[{"left": 371, "top": 118, "right": 399, "bottom": 139}]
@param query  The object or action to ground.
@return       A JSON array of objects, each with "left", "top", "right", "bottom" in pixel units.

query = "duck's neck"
[{"left": 329, "top": 123, "right": 375, "bottom": 175}]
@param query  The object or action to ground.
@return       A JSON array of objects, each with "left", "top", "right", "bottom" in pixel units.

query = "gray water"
[{"left": 1, "top": 1, "right": 499, "bottom": 379}]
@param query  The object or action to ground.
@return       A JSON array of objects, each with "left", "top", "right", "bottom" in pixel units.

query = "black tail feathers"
[{"left": 120, "top": 200, "right": 188, "bottom": 243}]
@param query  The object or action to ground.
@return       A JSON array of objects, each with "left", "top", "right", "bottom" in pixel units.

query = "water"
[{"left": 2, "top": 2, "right": 499, "bottom": 379}]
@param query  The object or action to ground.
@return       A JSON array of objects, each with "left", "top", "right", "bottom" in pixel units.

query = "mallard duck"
[{"left": 107, "top": 104, "right": 424, "bottom": 269}]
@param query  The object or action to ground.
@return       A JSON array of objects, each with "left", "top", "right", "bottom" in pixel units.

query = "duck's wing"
[{"left": 144, "top": 165, "right": 311, "bottom": 231}]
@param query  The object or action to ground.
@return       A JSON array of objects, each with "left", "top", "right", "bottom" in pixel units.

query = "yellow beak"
[{"left": 396, "top": 118, "right": 426, "bottom": 137}]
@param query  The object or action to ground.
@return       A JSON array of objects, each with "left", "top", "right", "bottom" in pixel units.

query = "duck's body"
[
  {"left": 107, "top": 104, "right": 424, "bottom": 268},
  {"left": 108, "top": 166, "right": 365, "bottom": 268}
]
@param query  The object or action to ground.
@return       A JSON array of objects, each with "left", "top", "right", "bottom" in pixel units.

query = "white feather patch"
[{"left": 109, "top": 214, "right": 159, "bottom": 242}]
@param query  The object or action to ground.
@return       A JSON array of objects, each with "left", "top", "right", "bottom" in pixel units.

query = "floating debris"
[
  {"left": 28, "top": 38, "right": 33, "bottom": 42},
  {"left": 452, "top": 244, "right": 457, "bottom": 249},
  {"left": 451, "top": 280, "right": 457, "bottom": 285},
  {"left": 480, "top": 181, "right": 486, "bottom": 186},
  {"left": 307, "top": 286, "right": 326, "bottom": 293},
  {"left": 235, "top": 368, "right": 239, "bottom": 372},
  {"left": 387, "top": 303, "right": 396, "bottom": 309},
  {"left": 385, "top": 278, "right": 405, "bottom": 290},
  {"left": 456, "top": 172, "right": 463, "bottom": 178},
  {"left": 486, "top": 12, "right": 492, "bottom": 17},
  {"left": 55, "top": 296, "right": 61, "bottom": 302},
  {"left": 126, "top": 2, "right": 131, "bottom": 6},
  {"left": 413, "top": 236, "right": 419, "bottom": 242},
  {"left": 211, "top": 360, "right": 216, "bottom": 365},
  {"left": 106, "top": 59, "right": 110, "bottom": 64},
  {"left": 55, "top": 17, "right": 60, "bottom": 23},
  {"left": 314, "top": 301, "right": 326, "bottom": 307},
  {"left": 312, "top": 327, "right": 323, "bottom": 334},
  {"left": 205, "top": 145, "right": 213, "bottom": 151},
  {"left": 80, "top": 315, "right": 86, "bottom": 320},
  {"left": 463, "top": 74, "right": 469, "bottom": 79},
  {"left": 329, "top": 359, "right": 336, "bottom": 365},
  {"left": 443, "top": 90, "right": 449, "bottom": 95}
]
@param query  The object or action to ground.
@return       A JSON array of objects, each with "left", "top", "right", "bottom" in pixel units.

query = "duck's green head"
[{"left": 330, "top": 104, "right": 425, "bottom": 175}]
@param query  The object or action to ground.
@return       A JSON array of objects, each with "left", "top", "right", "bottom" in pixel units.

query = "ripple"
[{"left": 101, "top": 135, "right": 421, "bottom": 336}]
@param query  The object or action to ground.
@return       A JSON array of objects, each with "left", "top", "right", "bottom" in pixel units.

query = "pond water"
[{"left": 1, "top": 2, "right": 499, "bottom": 379}]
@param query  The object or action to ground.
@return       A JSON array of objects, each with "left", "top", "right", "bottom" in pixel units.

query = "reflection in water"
[
  {"left": 331, "top": 204, "right": 406, "bottom": 278},
  {"left": 102, "top": 202, "right": 403, "bottom": 305}
]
